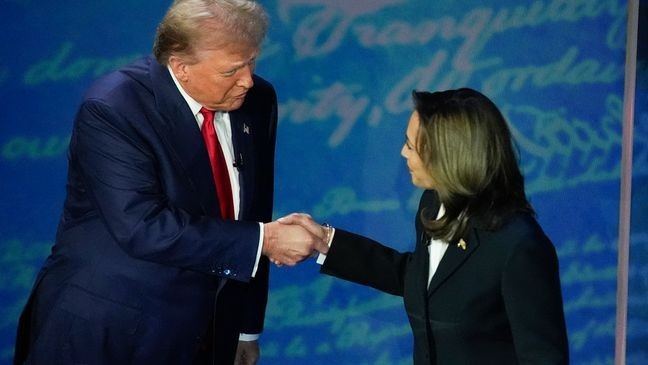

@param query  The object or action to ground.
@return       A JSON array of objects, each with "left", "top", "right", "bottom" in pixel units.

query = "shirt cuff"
[
  {"left": 239, "top": 333, "right": 260, "bottom": 341},
  {"left": 316, "top": 227, "right": 335, "bottom": 265},
  {"left": 251, "top": 222, "right": 264, "bottom": 278}
]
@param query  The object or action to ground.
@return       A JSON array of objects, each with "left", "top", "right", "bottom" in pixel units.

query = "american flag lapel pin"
[
  {"left": 243, "top": 123, "right": 250, "bottom": 135},
  {"left": 457, "top": 238, "right": 467, "bottom": 250}
]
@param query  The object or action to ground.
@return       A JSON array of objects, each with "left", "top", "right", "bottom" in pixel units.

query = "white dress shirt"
[{"left": 427, "top": 205, "right": 449, "bottom": 286}]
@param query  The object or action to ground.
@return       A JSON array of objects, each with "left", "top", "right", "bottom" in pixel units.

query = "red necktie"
[{"left": 200, "top": 107, "right": 235, "bottom": 219}]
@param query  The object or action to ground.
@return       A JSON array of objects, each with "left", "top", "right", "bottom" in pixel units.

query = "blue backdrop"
[{"left": 1, "top": 0, "right": 646, "bottom": 364}]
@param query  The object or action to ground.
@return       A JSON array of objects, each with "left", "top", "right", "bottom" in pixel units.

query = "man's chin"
[{"left": 221, "top": 98, "right": 246, "bottom": 112}]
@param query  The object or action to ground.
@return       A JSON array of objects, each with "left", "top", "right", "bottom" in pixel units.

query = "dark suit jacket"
[
  {"left": 321, "top": 190, "right": 569, "bottom": 365},
  {"left": 14, "top": 56, "right": 277, "bottom": 364}
]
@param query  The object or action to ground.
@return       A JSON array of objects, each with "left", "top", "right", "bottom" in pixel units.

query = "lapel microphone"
[{"left": 233, "top": 153, "right": 244, "bottom": 170}]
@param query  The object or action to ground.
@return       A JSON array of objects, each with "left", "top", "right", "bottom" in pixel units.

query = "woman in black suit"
[{"left": 281, "top": 88, "right": 569, "bottom": 364}]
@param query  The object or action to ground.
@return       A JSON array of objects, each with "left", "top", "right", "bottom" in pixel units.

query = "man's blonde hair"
[{"left": 153, "top": 0, "right": 268, "bottom": 65}]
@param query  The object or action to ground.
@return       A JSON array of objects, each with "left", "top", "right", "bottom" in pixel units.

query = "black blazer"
[
  {"left": 321, "top": 190, "right": 569, "bottom": 364},
  {"left": 15, "top": 56, "right": 277, "bottom": 364}
]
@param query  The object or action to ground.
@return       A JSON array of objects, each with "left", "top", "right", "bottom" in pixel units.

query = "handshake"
[{"left": 261, "top": 213, "right": 329, "bottom": 266}]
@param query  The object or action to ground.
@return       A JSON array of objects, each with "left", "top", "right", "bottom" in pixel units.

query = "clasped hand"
[{"left": 261, "top": 213, "right": 327, "bottom": 266}]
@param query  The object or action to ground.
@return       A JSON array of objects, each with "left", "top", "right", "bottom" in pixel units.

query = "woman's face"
[{"left": 401, "top": 111, "right": 436, "bottom": 189}]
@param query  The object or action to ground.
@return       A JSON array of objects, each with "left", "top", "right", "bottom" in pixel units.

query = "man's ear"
[{"left": 168, "top": 56, "right": 188, "bottom": 82}]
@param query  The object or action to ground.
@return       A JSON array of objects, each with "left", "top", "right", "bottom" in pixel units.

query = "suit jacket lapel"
[
  {"left": 147, "top": 58, "right": 219, "bottom": 216},
  {"left": 229, "top": 109, "right": 256, "bottom": 220},
  {"left": 427, "top": 225, "right": 480, "bottom": 296},
  {"left": 417, "top": 231, "right": 432, "bottom": 296}
]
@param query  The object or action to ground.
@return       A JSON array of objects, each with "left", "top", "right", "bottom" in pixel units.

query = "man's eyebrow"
[{"left": 220, "top": 57, "right": 256, "bottom": 74}]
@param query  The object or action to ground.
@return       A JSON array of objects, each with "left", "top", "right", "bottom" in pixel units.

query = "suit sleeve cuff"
[
  {"left": 251, "top": 222, "right": 264, "bottom": 277},
  {"left": 239, "top": 333, "right": 260, "bottom": 341},
  {"left": 316, "top": 227, "right": 335, "bottom": 265}
]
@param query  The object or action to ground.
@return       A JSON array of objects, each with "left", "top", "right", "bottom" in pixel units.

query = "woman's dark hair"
[{"left": 413, "top": 88, "right": 534, "bottom": 243}]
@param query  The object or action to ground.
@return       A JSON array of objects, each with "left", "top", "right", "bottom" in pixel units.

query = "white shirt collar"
[{"left": 167, "top": 66, "right": 203, "bottom": 118}]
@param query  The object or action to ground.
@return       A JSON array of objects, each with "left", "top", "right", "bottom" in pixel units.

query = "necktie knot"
[{"left": 200, "top": 107, "right": 214, "bottom": 128}]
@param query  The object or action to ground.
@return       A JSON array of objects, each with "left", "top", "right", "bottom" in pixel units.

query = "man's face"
[{"left": 170, "top": 44, "right": 258, "bottom": 111}]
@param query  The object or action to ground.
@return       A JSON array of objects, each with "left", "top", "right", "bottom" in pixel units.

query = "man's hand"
[
  {"left": 277, "top": 213, "right": 326, "bottom": 238},
  {"left": 262, "top": 218, "right": 328, "bottom": 266},
  {"left": 234, "top": 340, "right": 259, "bottom": 365}
]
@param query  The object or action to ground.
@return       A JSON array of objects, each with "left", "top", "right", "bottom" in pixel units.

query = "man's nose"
[{"left": 237, "top": 64, "right": 254, "bottom": 89}]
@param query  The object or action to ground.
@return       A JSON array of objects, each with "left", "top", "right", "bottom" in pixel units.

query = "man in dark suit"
[{"left": 14, "top": 1, "right": 326, "bottom": 364}]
